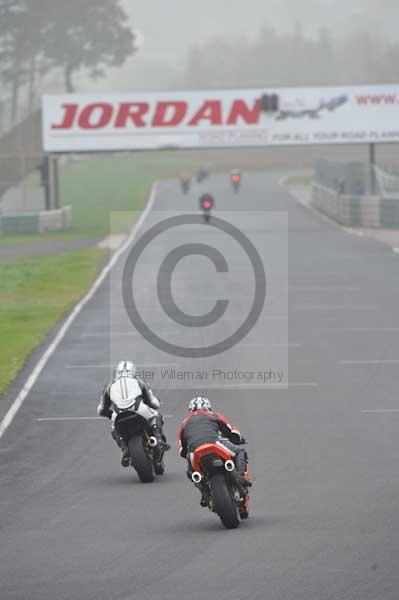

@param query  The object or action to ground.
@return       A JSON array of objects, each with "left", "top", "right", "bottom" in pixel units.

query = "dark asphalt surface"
[{"left": 1, "top": 171, "right": 399, "bottom": 600}]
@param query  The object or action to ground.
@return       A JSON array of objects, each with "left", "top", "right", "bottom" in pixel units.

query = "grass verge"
[
  {"left": 285, "top": 174, "right": 313, "bottom": 186},
  {"left": 0, "top": 248, "right": 107, "bottom": 395},
  {"left": 0, "top": 231, "right": 93, "bottom": 246},
  {"left": 59, "top": 156, "right": 154, "bottom": 236}
]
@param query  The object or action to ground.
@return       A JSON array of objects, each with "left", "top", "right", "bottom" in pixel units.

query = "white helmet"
[
  {"left": 189, "top": 397, "right": 212, "bottom": 412},
  {"left": 113, "top": 360, "right": 136, "bottom": 380}
]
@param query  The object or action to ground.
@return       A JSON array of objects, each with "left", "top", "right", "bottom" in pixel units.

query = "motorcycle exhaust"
[
  {"left": 192, "top": 471, "right": 202, "bottom": 484},
  {"left": 224, "top": 460, "right": 235, "bottom": 472},
  {"left": 148, "top": 436, "right": 158, "bottom": 448}
]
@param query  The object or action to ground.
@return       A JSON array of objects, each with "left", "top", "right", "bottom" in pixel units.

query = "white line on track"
[
  {"left": 203, "top": 382, "right": 318, "bottom": 389},
  {"left": 80, "top": 332, "right": 182, "bottom": 340},
  {"left": 222, "top": 316, "right": 288, "bottom": 322},
  {"left": 80, "top": 320, "right": 290, "bottom": 337},
  {"left": 37, "top": 417, "right": 103, "bottom": 421},
  {"left": 66, "top": 363, "right": 179, "bottom": 369},
  {"left": 294, "top": 305, "right": 377, "bottom": 311},
  {"left": 326, "top": 254, "right": 393, "bottom": 259},
  {"left": 0, "top": 183, "right": 158, "bottom": 440},
  {"left": 289, "top": 286, "right": 361, "bottom": 292},
  {"left": 323, "top": 328, "right": 399, "bottom": 332},
  {"left": 80, "top": 331, "right": 142, "bottom": 338},
  {"left": 361, "top": 409, "right": 399, "bottom": 414},
  {"left": 37, "top": 414, "right": 174, "bottom": 422},
  {"left": 340, "top": 359, "right": 399, "bottom": 365},
  {"left": 240, "top": 343, "right": 301, "bottom": 348}
]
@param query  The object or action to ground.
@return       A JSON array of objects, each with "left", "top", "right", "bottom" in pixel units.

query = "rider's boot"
[
  {"left": 195, "top": 482, "right": 208, "bottom": 507},
  {"left": 150, "top": 415, "right": 171, "bottom": 451},
  {"left": 199, "top": 495, "right": 208, "bottom": 508},
  {"left": 186, "top": 468, "right": 207, "bottom": 507},
  {"left": 112, "top": 430, "right": 130, "bottom": 467},
  {"left": 121, "top": 447, "right": 130, "bottom": 467},
  {"left": 235, "top": 449, "right": 252, "bottom": 488}
]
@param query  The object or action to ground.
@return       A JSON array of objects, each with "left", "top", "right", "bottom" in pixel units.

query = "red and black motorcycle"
[
  {"left": 230, "top": 170, "right": 241, "bottom": 193},
  {"left": 199, "top": 193, "right": 214, "bottom": 223},
  {"left": 190, "top": 442, "right": 250, "bottom": 529}
]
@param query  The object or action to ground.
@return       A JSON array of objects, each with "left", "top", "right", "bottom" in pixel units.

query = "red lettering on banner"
[
  {"left": 152, "top": 101, "right": 188, "bottom": 127},
  {"left": 51, "top": 103, "right": 79, "bottom": 129},
  {"left": 50, "top": 96, "right": 262, "bottom": 134},
  {"left": 78, "top": 103, "right": 113, "bottom": 129},
  {"left": 227, "top": 99, "right": 261, "bottom": 125},
  {"left": 188, "top": 101, "right": 223, "bottom": 126},
  {"left": 115, "top": 103, "right": 149, "bottom": 127}
]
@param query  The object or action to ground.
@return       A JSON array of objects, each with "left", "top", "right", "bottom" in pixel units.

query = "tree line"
[
  {"left": 0, "top": 0, "right": 136, "bottom": 125},
  {"left": 181, "top": 23, "right": 399, "bottom": 89}
]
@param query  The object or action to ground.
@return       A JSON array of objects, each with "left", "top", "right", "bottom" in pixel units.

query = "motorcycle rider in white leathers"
[{"left": 97, "top": 361, "right": 170, "bottom": 467}]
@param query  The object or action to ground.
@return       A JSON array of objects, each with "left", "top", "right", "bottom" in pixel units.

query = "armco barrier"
[
  {"left": 312, "top": 184, "right": 380, "bottom": 227},
  {"left": 0, "top": 206, "right": 71, "bottom": 235},
  {"left": 39, "top": 206, "right": 72, "bottom": 233},
  {"left": 359, "top": 195, "right": 381, "bottom": 227},
  {"left": 380, "top": 198, "right": 399, "bottom": 228},
  {"left": 0, "top": 213, "right": 40, "bottom": 235},
  {"left": 314, "top": 159, "right": 374, "bottom": 195}
]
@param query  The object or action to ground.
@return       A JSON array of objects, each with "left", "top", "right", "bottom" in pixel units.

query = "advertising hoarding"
[{"left": 42, "top": 85, "right": 399, "bottom": 152}]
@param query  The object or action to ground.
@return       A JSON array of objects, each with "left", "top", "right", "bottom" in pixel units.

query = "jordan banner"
[{"left": 42, "top": 85, "right": 399, "bottom": 152}]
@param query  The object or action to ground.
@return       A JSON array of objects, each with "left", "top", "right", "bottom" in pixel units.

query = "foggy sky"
[
  {"left": 125, "top": 0, "right": 399, "bottom": 63},
  {"left": 70, "top": 0, "right": 399, "bottom": 93}
]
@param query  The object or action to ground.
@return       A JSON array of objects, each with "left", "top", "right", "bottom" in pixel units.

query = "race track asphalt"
[{"left": 1, "top": 171, "right": 399, "bottom": 600}]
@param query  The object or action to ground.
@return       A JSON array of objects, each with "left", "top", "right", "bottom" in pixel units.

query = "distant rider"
[
  {"left": 98, "top": 361, "right": 170, "bottom": 467},
  {"left": 178, "top": 397, "right": 252, "bottom": 504}
]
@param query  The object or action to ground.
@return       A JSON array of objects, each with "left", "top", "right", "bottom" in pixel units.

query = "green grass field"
[
  {"left": 59, "top": 157, "right": 152, "bottom": 235},
  {"left": 0, "top": 248, "right": 107, "bottom": 395}
]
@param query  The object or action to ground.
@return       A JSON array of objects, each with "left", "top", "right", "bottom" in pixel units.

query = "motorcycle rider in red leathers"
[{"left": 178, "top": 397, "right": 252, "bottom": 506}]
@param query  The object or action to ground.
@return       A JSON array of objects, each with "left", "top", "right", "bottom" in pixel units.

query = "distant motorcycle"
[
  {"left": 190, "top": 440, "right": 250, "bottom": 529},
  {"left": 197, "top": 166, "right": 209, "bottom": 183},
  {"left": 112, "top": 396, "right": 166, "bottom": 483},
  {"left": 180, "top": 174, "right": 191, "bottom": 194},
  {"left": 199, "top": 193, "right": 214, "bottom": 223},
  {"left": 231, "top": 170, "right": 241, "bottom": 193}
]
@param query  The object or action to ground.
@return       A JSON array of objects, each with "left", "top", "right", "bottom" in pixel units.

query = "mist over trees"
[
  {"left": 180, "top": 24, "right": 399, "bottom": 89},
  {"left": 0, "top": 0, "right": 136, "bottom": 128}
]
